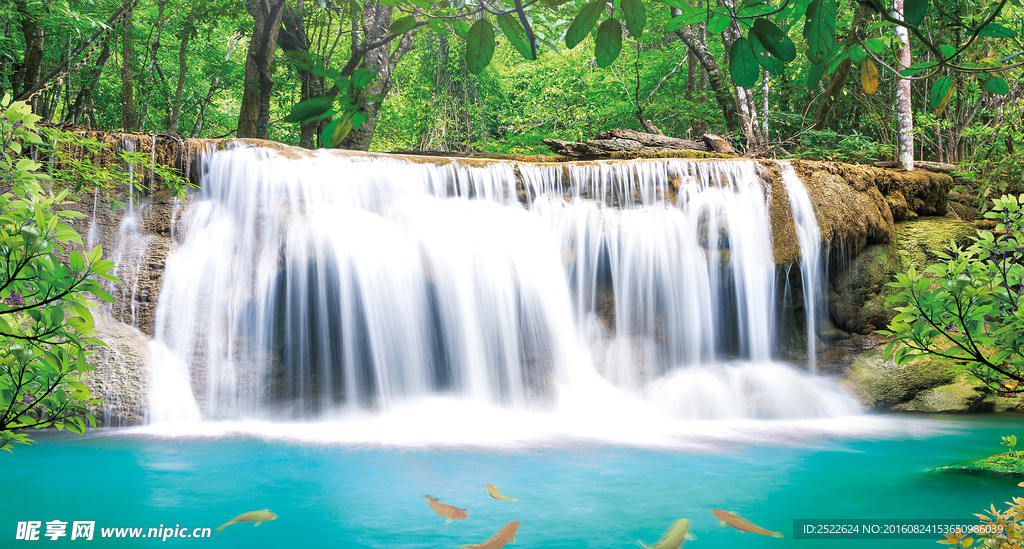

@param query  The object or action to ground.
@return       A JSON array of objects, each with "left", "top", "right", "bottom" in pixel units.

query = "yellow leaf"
[
  {"left": 934, "top": 83, "right": 955, "bottom": 116},
  {"left": 861, "top": 59, "right": 879, "bottom": 95}
]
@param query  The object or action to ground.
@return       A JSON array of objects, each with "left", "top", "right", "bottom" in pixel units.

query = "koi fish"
[
  {"left": 711, "top": 509, "right": 783, "bottom": 538},
  {"left": 459, "top": 521, "right": 519, "bottom": 549},
  {"left": 1019, "top": 481, "right": 1024, "bottom": 487},
  {"left": 638, "top": 518, "right": 692, "bottom": 549},
  {"left": 215, "top": 509, "right": 277, "bottom": 533},
  {"left": 425, "top": 495, "right": 468, "bottom": 524},
  {"left": 486, "top": 485, "right": 519, "bottom": 501}
]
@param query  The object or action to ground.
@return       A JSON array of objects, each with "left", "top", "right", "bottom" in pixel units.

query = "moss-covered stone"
[
  {"left": 931, "top": 454, "right": 1024, "bottom": 476},
  {"left": 829, "top": 217, "right": 977, "bottom": 333}
]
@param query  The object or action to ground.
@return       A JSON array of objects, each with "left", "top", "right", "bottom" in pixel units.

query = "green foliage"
[
  {"left": 729, "top": 37, "right": 760, "bottom": 88},
  {"left": 281, "top": 53, "right": 379, "bottom": 148},
  {"left": 0, "top": 95, "right": 114, "bottom": 452},
  {"left": 784, "top": 128, "right": 894, "bottom": 164},
  {"left": 1002, "top": 435, "right": 1019, "bottom": 458},
  {"left": 565, "top": 0, "right": 605, "bottom": 50},
  {"left": 881, "top": 194, "right": 1024, "bottom": 396}
]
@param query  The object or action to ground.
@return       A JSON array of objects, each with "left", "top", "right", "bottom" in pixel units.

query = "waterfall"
[
  {"left": 144, "top": 147, "right": 858, "bottom": 423},
  {"left": 778, "top": 161, "right": 825, "bottom": 372}
]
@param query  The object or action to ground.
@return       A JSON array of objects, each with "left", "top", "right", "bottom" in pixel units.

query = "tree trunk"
[
  {"left": 720, "top": 0, "right": 762, "bottom": 147},
  {"left": 237, "top": 0, "right": 287, "bottom": 139},
  {"left": 893, "top": 0, "right": 914, "bottom": 170},
  {"left": 671, "top": 10, "right": 741, "bottom": 135},
  {"left": 812, "top": 5, "right": 872, "bottom": 130},
  {"left": 120, "top": 3, "right": 139, "bottom": 131},
  {"left": 14, "top": 1, "right": 45, "bottom": 112},
  {"left": 274, "top": 1, "right": 322, "bottom": 148},
  {"left": 338, "top": 4, "right": 415, "bottom": 151},
  {"left": 167, "top": 14, "right": 196, "bottom": 135},
  {"left": 70, "top": 42, "right": 112, "bottom": 126}
]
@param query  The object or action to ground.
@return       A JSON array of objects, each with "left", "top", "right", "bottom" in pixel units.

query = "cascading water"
[
  {"left": 144, "top": 146, "right": 860, "bottom": 426},
  {"left": 778, "top": 161, "right": 826, "bottom": 372}
]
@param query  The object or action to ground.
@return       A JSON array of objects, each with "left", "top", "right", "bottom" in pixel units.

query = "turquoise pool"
[{"left": 3, "top": 414, "right": 1021, "bottom": 548}]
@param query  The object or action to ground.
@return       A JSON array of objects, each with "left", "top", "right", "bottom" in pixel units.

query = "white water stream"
[{"left": 136, "top": 148, "right": 858, "bottom": 428}]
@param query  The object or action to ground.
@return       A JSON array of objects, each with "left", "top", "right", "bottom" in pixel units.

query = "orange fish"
[
  {"left": 459, "top": 521, "right": 519, "bottom": 549},
  {"left": 425, "top": 495, "right": 468, "bottom": 524},
  {"left": 711, "top": 509, "right": 783, "bottom": 538}
]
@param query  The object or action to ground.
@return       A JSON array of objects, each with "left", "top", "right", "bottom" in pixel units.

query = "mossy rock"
[
  {"left": 895, "top": 375, "right": 993, "bottom": 412},
  {"left": 845, "top": 347, "right": 957, "bottom": 408},
  {"left": 931, "top": 454, "right": 1024, "bottom": 476},
  {"left": 830, "top": 217, "right": 977, "bottom": 333}
]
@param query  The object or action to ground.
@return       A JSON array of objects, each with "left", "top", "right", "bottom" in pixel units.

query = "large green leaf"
[
  {"left": 904, "top": 0, "right": 928, "bottom": 26},
  {"left": 750, "top": 37, "right": 784, "bottom": 75},
  {"left": 282, "top": 96, "right": 335, "bottom": 124},
  {"left": 594, "top": 18, "right": 623, "bottom": 68},
  {"left": 497, "top": 14, "right": 533, "bottom": 60},
  {"left": 986, "top": 77, "right": 1009, "bottom": 95},
  {"left": 863, "top": 37, "right": 886, "bottom": 54},
  {"left": 451, "top": 19, "right": 470, "bottom": 39},
  {"left": 928, "top": 76, "right": 952, "bottom": 109},
  {"left": 621, "top": 0, "right": 646, "bottom": 38},
  {"left": 807, "top": 61, "right": 827, "bottom": 89},
  {"left": 978, "top": 23, "right": 1016, "bottom": 38},
  {"left": 751, "top": 18, "right": 796, "bottom": 62},
  {"left": 565, "top": 0, "right": 605, "bottom": 49},
  {"left": 351, "top": 68, "right": 377, "bottom": 89},
  {"left": 803, "top": 0, "right": 836, "bottom": 65},
  {"left": 729, "top": 37, "right": 760, "bottom": 88},
  {"left": 389, "top": 15, "right": 417, "bottom": 35},
  {"left": 466, "top": 18, "right": 496, "bottom": 75}
]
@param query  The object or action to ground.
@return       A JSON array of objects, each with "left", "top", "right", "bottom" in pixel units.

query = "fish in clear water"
[
  {"left": 638, "top": 518, "right": 692, "bottom": 549},
  {"left": 215, "top": 509, "right": 277, "bottom": 533},
  {"left": 425, "top": 495, "right": 468, "bottom": 524},
  {"left": 460, "top": 521, "right": 519, "bottom": 549},
  {"left": 711, "top": 509, "right": 783, "bottom": 538},
  {"left": 486, "top": 484, "right": 519, "bottom": 501}
]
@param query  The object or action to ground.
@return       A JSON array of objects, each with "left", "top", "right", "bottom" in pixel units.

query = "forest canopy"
[{"left": 1, "top": 0, "right": 1021, "bottom": 193}]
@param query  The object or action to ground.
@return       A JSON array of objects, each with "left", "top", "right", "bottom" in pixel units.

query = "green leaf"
[
  {"left": 351, "top": 68, "right": 377, "bottom": 89},
  {"left": 729, "top": 36, "right": 760, "bottom": 88},
  {"left": 904, "top": 0, "right": 928, "bottom": 26},
  {"left": 621, "top": 0, "right": 646, "bottom": 38},
  {"left": 848, "top": 44, "right": 866, "bottom": 65},
  {"left": 497, "top": 14, "right": 533, "bottom": 60},
  {"left": 707, "top": 12, "right": 731, "bottom": 34},
  {"left": 803, "top": 0, "right": 836, "bottom": 65},
  {"left": 863, "top": 37, "right": 886, "bottom": 54},
  {"left": 978, "top": 23, "right": 1015, "bottom": 38},
  {"left": 929, "top": 76, "right": 952, "bottom": 109},
  {"left": 389, "top": 15, "right": 417, "bottom": 35},
  {"left": 428, "top": 17, "right": 445, "bottom": 34},
  {"left": 451, "top": 19, "right": 470, "bottom": 39},
  {"left": 566, "top": 0, "right": 605, "bottom": 49},
  {"left": 282, "top": 96, "right": 335, "bottom": 124},
  {"left": 751, "top": 18, "right": 796, "bottom": 62},
  {"left": 939, "top": 44, "right": 957, "bottom": 58},
  {"left": 750, "top": 37, "right": 785, "bottom": 75},
  {"left": 899, "top": 61, "right": 937, "bottom": 77},
  {"left": 594, "top": 19, "right": 623, "bottom": 68},
  {"left": 320, "top": 116, "right": 354, "bottom": 148},
  {"left": 69, "top": 251, "right": 84, "bottom": 273},
  {"left": 985, "top": 77, "right": 1009, "bottom": 95},
  {"left": 466, "top": 18, "right": 496, "bottom": 75}
]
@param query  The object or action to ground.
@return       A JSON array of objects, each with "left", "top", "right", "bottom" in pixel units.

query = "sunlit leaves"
[
  {"left": 848, "top": 45, "right": 867, "bottom": 65},
  {"left": 466, "top": 18, "right": 496, "bottom": 74},
  {"left": 565, "top": 0, "right": 605, "bottom": 49},
  {"left": 860, "top": 58, "right": 878, "bottom": 94},
  {"left": 594, "top": 19, "right": 622, "bottom": 68},
  {"left": 803, "top": 0, "right": 836, "bottom": 64},
  {"left": 729, "top": 37, "right": 760, "bottom": 88}
]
